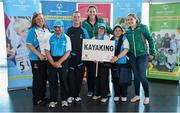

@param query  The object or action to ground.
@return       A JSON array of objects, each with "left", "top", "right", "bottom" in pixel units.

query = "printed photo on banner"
[
  {"left": 150, "top": 30, "right": 180, "bottom": 72},
  {"left": 148, "top": 3, "right": 180, "bottom": 81},
  {"left": 82, "top": 39, "right": 115, "bottom": 62},
  {"left": 5, "top": 15, "right": 32, "bottom": 73}
]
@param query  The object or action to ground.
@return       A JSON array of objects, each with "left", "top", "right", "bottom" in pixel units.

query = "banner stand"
[
  {"left": 8, "top": 86, "right": 31, "bottom": 91},
  {"left": 3, "top": 0, "right": 40, "bottom": 89},
  {"left": 148, "top": 3, "right": 180, "bottom": 82}
]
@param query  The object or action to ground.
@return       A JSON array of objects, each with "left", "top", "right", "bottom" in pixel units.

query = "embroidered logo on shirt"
[{"left": 34, "top": 64, "right": 38, "bottom": 69}]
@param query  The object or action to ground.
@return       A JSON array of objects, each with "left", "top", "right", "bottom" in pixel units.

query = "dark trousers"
[
  {"left": 95, "top": 63, "right": 109, "bottom": 98},
  {"left": 111, "top": 67, "right": 128, "bottom": 97},
  {"left": 68, "top": 63, "right": 85, "bottom": 97},
  {"left": 85, "top": 61, "right": 96, "bottom": 93},
  {"left": 30, "top": 60, "right": 47, "bottom": 103},
  {"left": 120, "top": 85, "right": 128, "bottom": 97},
  {"left": 112, "top": 73, "right": 120, "bottom": 97},
  {"left": 48, "top": 57, "right": 69, "bottom": 101},
  {"left": 129, "top": 54, "right": 149, "bottom": 97}
]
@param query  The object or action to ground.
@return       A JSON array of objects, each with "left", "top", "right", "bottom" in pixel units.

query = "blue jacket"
[{"left": 113, "top": 35, "right": 128, "bottom": 64}]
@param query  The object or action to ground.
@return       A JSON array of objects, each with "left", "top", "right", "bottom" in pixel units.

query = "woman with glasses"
[{"left": 82, "top": 5, "right": 113, "bottom": 97}]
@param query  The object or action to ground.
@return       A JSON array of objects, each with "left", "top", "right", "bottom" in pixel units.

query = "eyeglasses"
[{"left": 54, "top": 26, "right": 63, "bottom": 28}]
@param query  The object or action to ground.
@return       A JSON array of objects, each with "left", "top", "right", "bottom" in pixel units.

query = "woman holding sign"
[
  {"left": 91, "top": 23, "right": 110, "bottom": 103},
  {"left": 82, "top": 5, "right": 113, "bottom": 97},
  {"left": 110, "top": 24, "right": 131, "bottom": 102}
]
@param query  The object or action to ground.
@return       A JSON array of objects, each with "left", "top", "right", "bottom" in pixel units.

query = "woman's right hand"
[{"left": 38, "top": 54, "right": 46, "bottom": 60}]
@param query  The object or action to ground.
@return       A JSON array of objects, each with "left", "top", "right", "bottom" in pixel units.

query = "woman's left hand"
[
  {"left": 148, "top": 55, "right": 154, "bottom": 62},
  {"left": 111, "top": 56, "right": 118, "bottom": 63}
]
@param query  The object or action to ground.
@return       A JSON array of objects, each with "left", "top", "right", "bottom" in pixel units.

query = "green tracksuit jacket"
[
  {"left": 82, "top": 18, "right": 113, "bottom": 39},
  {"left": 126, "top": 24, "right": 156, "bottom": 57}
]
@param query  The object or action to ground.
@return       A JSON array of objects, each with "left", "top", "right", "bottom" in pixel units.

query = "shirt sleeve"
[
  {"left": 82, "top": 27, "right": 90, "bottom": 39},
  {"left": 66, "top": 28, "right": 70, "bottom": 37},
  {"left": 104, "top": 35, "right": 110, "bottom": 40},
  {"left": 106, "top": 24, "right": 113, "bottom": 35},
  {"left": 143, "top": 25, "right": 156, "bottom": 56},
  {"left": 26, "top": 28, "right": 35, "bottom": 45},
  {"left": 65, "top": 34, "right": 72, "bottom": 52},
  {"left": 91, "top": 36, "right": 96, "bottom": 40},
  {"left": 123, "top": 38, "right": 129, "bottom": 49}
]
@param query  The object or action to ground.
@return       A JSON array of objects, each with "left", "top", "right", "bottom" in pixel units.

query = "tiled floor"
[
  {"left": 0, "top": 55, "right": 180, "bottom": 112},
  {"left": 0, "top": 78, "right": 179, "bottom": 112}
]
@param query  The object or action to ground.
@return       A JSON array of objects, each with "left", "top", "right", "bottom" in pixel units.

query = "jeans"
[{"left": 129, "top": 54, "right": 149, "bottom": 97}]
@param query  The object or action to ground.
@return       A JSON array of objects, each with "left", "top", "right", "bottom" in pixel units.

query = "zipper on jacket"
[{"left": 132, "top": 30, "right": 136, "bottom": 57}]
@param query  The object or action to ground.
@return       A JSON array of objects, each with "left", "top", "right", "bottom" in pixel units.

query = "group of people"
[
  {"left": 26, "top": 5, "right": 156, "bottom": 108},
  {"left": 152, "top": 32, "right": 177, "bottom": 72}
]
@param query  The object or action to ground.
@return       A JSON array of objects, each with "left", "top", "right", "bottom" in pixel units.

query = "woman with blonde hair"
[{"left": 26, "top": 12, "right": 51, "bottom": 105}]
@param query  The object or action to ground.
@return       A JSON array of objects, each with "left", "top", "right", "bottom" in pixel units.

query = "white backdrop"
[{"left": 0, "top": 2, "right": 8, "bottom": 96}]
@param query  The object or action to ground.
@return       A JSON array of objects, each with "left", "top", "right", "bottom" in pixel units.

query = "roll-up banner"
[
  {"left": 3, "top": 0, "right": 40, "bottom": 89},
  {"left": 148, "top": 3, "right": 180, "bottom": 81}
]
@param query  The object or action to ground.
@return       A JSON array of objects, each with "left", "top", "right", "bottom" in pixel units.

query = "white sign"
[{"left": 82, "top": 39, "right": 115, "bottom": 62}]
